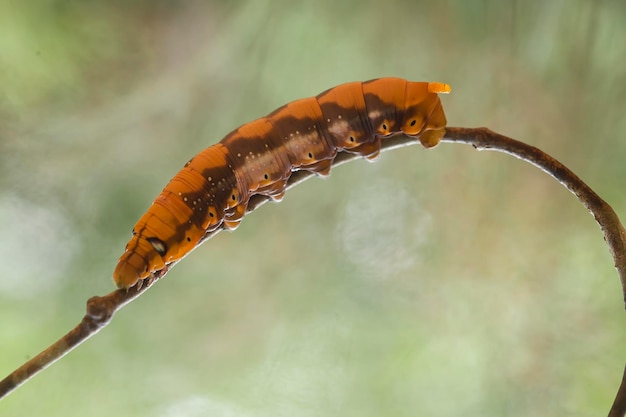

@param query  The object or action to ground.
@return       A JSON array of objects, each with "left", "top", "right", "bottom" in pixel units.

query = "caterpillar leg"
[
  {"left": 223, "top": 220, "right": 241, "bottom": 230},
  {"left": 348, "top": 137, "right": 382, "bottom": 161},
  {"left": 257, "top": 179, "right": 288, "bottom": 202},
  {"left": 304, "top": 159, "right": 332, "bottom": 177},
  {"left": 224, "top": 204, "right": 247, "bottom": 230},
  {"left": 419, "top": 100, "right": 447, "bottom": 148},
  {"left": 418, "top": 127, "right": 445, "bottom": 148},
  {"left": 135, "top": 272, "right": 157, "bottom": 291}
]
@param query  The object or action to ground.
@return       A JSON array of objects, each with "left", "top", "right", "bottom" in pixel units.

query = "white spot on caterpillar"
[
  {"left": 328, "top": 120, "right": 349, "bottom": 137},
  {"left": 368, "top": 110, "right": 382, "bottom": 120}
]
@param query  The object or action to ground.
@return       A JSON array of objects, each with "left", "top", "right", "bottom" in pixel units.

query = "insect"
[{"left": 113, "top": 77, "right": 451, "bottom": 289}]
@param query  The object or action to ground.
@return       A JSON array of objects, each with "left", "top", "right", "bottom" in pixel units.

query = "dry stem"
[{"left": 1, "top": 127, "right": 624, "bottom": 416}]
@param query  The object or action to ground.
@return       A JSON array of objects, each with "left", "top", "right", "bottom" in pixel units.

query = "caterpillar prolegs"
[{"left": 113, "top": 77, "right": 451, "bottom": 289}]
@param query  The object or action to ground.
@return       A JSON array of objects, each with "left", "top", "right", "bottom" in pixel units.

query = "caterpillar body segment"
[{"left": 113, "top": 78, "right": 450, "bottom": 289}]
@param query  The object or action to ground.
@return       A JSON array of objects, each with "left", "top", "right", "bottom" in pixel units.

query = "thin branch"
[
  {"left": 442, "top": 127, "right": 626, "bottom": 303},
  {"left": 1, "top": 127, "right": 624, "bottom": 416}
]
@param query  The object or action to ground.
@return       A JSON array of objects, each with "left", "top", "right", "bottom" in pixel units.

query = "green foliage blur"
[{"left": 1, "top": 1, "right": 625, "bottom": 416}]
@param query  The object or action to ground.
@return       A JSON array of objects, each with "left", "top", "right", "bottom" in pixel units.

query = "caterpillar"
[{"left": 113, "top": 77, "right": 450, "bottom": 289}]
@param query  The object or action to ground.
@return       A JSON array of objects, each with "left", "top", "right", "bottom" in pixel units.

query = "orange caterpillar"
[{"left": 113, "top": 78, "right": 450, "bottom": 289}]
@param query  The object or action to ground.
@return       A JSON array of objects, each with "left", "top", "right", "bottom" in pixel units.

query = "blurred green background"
[{"left": 1, "top": 1, "right": 625, "bottom": 416}]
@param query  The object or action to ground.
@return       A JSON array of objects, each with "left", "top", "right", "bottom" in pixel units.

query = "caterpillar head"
[
  {"left": 401, "top": 81, "right": 450, "bottom": 148},
  {"left": 113, "top": 234, "right": 167, "bottom": 289}
]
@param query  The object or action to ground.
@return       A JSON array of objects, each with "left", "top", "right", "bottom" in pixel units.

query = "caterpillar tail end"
[{"left": 427, "top": 82, "right": 451, "bottom": 94}]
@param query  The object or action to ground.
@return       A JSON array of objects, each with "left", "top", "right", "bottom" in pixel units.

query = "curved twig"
[{"left": 1, "top": 127, "right": 624, "bottom": 416}]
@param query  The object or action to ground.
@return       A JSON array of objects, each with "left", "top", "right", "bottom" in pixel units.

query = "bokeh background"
[{"left": 1, "top": 1, "right": 626, "bottom": 416}]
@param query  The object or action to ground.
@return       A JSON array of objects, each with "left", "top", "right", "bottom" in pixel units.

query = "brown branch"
[{"left": 1, "top": 127, "right": 625, "bottom": 416}]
